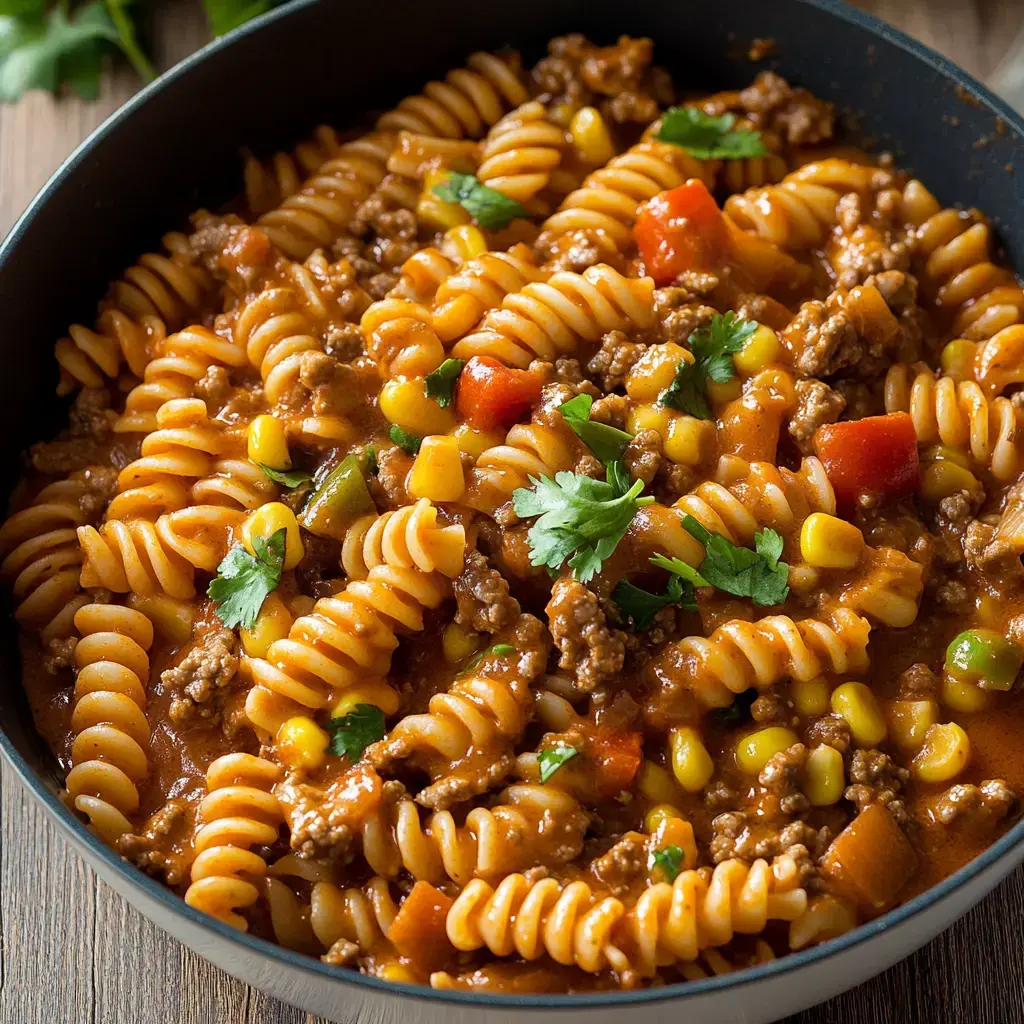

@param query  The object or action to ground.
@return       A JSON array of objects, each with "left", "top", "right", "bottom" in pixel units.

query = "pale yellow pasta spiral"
[
  {"left": 973, "top": 325, "right": 1024, "bottom": 397},
  {"left": 244, "top": 125, "right": 343, "bottom": 217},
  {"left": 55, "top": 311, "right": 165, "bottom": 397},
  {"left": 360, "top": 298, "right": 445, "bottom": 380},
  {"left": 452, "top": 265, "right": 655, "bottom": 368},
  {"left": 309, "top": 877, "right": 398, "bottom": 955},
  {"left": 678, "top": 940, "right": 776, "bottom": 982},
  {"left": 717, "top": 122, "right": 788, "bottom": 195},
  {"left": 64, "top": 603, "right": 154, "bottom": 845},
  {"left": 185, "top": 753, "right": 283, "bottom": 931},
  {"left": 191, "top": 459, "right": 278, "bottom": 511}
]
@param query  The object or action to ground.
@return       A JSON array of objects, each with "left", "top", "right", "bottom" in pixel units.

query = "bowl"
[{"left": 1, "top": 0, "right": 1023, "bottom": 1021}]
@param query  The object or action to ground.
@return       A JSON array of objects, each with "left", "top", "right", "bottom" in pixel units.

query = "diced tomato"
[
  {"left": 455, "top": 356, "right": 542, "bottom": 430},
  {"left": 590, "top": 727, "right": 643, "bottom": 796},
  {"left": 387, "top": 880, "right": 455, "bottom": 970},
  {"left": 813, "top": 412, "right": 920, "bottom": 507},
  {"left": 633, "top": 180, "right": 731, "bottom": 286}
]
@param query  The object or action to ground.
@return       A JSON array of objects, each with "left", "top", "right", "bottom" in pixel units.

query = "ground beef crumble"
[
  {"left": 546, "top": 577, "right": 626, "bottom": 693},
  {"left": 932, "top": 780, "right": 1017, "bottom": 826},
  {"left": 788, "top": 378, "right": 845, "bottom": 452},
  {"left": 586, "top": 331, "right": 646, "bottom": 392},
  {"left": 116, "top": 798, "right": 190, "bottom": 885},
  {"left": 453, "top": 550, "right": 521, "bottom": 634},
  {"left": 160, "top": 625, "right": 239, "bottom": 727},
  {"left": 844, "top": 749, "right": 910, "bottom": 825}
]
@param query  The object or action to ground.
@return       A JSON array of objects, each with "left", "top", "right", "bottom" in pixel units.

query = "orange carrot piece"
[{"left": 388, "top": 880, "right": 456, "bottom": 970}]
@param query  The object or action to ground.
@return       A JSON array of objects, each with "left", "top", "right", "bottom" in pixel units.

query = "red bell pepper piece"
[
  {"left": 455, "top": 355, "right": 542, "bottom": 430},
  {"left": 590, "top": 727, "right": 643, "bottom": 796}
]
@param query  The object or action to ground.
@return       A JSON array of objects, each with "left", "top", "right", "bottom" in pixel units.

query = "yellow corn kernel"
[
  {"left": 799, "top": 512, "right": 865, "bottom": 569},
  {"left": 942, "top": 673, "right": 991, "bottom": 712},
  {"left": 625, "top": 343, "right": 691, "bottom": 403},
  {"left": 287, "top": 594, "right": 315, "bottom": 618},
  {"left": 247, "top": 414, "right": 291, "bottom": 470},
  {"left": 450, "top": 422, "right": 505, "bottom": 459},
  {"left": 669, "top": 726, "right": 715, "bottom": 792},
  {"left": 831, "top": 682, "right": 886, "bottom": 747},
  {"left": 912, "top": 722, "right": 971, "bottom": 783},
  {"left": 570, "top": 106, "right": 615, "bottom": 167},
  {"left": 706, "top": 377, "right": 743, "bottom": 407},
  {"left": 408, "top": 434, "right": 465, "bottom": 502},
  {"left": 637, "top": 761, "right": 683, "bottom": 804},
  {"left": 922, "top": 444, "right": 971, "bottom": 469},
  {"left": 940, "top": 338, "right": 978, "bottom": 382},
  {"left": 804, "top": 744, "right": 845, "bottom": 806},
  {"left": 417, "top": 169, "right": 471, "bottom": 232},
  {"left": 331, "top": 680, "right": 401, "bottom": 718},
  {"left": 663, "top": 415, "right": 715, "bottom": 467},
  {"left": 627, "top": 403, "right": 673, "bottom": 436},
  {"left": 276, "top": 716, "right": 329, "bottom": 772},
  {"left": 735, "top": 727, "right": 799, "bottom": 776},
  {"left": 377, "top": 962, "right": 419, "bottom": 984},
  {"left": 242, "top": 501, "right": 304, "bottom": 570},
  {"left": 379, "top": 377, "right": 457, "bottom": 435},
  {"left": 734, "top": 324, "right": 781, "bottom": 376},
  {"left": 240, "top": 592, "right": 294, "bottom": 658},
  {"left": 547, "top": 100, "right": 576, "bottom": 128},
  {"left": 887, "top": 699, "right": 939, "bottom": 750},
  {"left": 442, "top": 622, "right": 481, "bottom": 665},
  {"left": 644, "top": 803, "right": 684, "bottom": 833},
  {"left": 791, "top": 677, "right": 830, "bottom": 717},
  {"left": 127, "top": 594, "right": 193, "bottom": 645},
  {"left": 921, "top": 459, "right": 981, "bottom": 503},
  {"left": 442, "top": 224, "right": 487, "bottom": 261}
]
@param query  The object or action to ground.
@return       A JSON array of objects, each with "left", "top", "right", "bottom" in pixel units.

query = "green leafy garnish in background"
[
  {"left": 657, "top": 107, "right": 768, "bottom": 160},
  {"left": 389, "top": 423, "right": 423, "bottom": 455},
  {"left": 260, "top": 464, "right": 313, "bottom": 488},
  {"left": 424, "top": 357, "right": 465, "bottom": 408}
]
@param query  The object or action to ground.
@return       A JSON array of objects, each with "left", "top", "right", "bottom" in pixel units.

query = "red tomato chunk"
[
  {"left": 455, "top": 356, "right": 543, "bottom": 430},
  {"left": 590, "top": 727, "right": 643, "bottom": 796}
]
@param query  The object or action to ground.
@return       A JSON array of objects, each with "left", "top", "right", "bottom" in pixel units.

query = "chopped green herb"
[
  {"left": 513, "top": 470, "right": 654, "bottom": 583},
  {"left": 660, "top": 312, "right": 758, "bottom": 420},
  {"left": 362, "top": 445, "right": 379, "bottom": 476},
  {"left": 612, "top": 574, "right": 697, "bottom": 630},
  {"left": 325, "top": 704, "right": 386, "bottom": 762},
  {"left": 389, "top": 424, "right": 423, "bottom": 455},
  {"left": 208, "top": 528, "right": 286, "bottom": 629},
  {"left": 459, "top": 642, "right": 516, "bottom": 677},
  {"left": 656, "top": 107, "right": 768, "bottom": 160},
  {"left": 649, "top": 845, "right": 684, "bottom": 882},
  {"left": 432, "top": 171, "right": 528, "bottom": 231},
  {"left": 424, "top": 358, "right": 465, "bottom": 408},
  {"left": 260, "top": 464, "right": 313, "bottom": 488},
  {"left": 538, "top": 744, "right": 578, "bottom": 783},
  {"left": 605, "top": 458, "right": 633, "bottom": 498},
  {"left": 714, "top": 687, "right": 759, "bottom": 726},
  {"left": 558, "top": 394, "right": 633, "bottom": 464}
]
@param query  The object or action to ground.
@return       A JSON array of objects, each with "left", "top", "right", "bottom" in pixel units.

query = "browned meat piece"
[
  {"left": 348, "top": 190, "right": 418, "bottom": 274},
  {"left": 737, "top": 71, "right": 834, "bottom": 144},
  {"left": 374, "top": 445, "right": 413, "bottom": 506},
  {"left": 844, "top": 749, "right": 910, "bottom": 826},
  {"left": 831, "top": 194, "right": 911, "bottom": 288},
  {"left": 937, "top": 491, "right": 981, "bottom": 546},
  {"left": 931, "top": 780, "right": 1017, "bottom": 826},
  {"left": 42, "top": 636, "right": 78, "bottom": 675},
  {"left": 624, "top": 429, "right": 662, "bottom": 486},
  {"left": 413, "top": 755, "right": 515, "bottom": 812},
  {"left": 116, "top": 798, "right": 191, "bottom": 885},
  {"left": 546, "top": 577, "right": 626, "bottom": 693},
  {"left": 804, "top": 714, "right": 852, "bottom": 754},
  {"left": 788, "top": 378, "right": 845, "bottom": 452},
  {"left": 653, "top": 461, "right": 697, "bottom": 505},
  {"left": 189, "top": 214, "right": 278, "bottom": 291},
  {"left": 589, "top": 393, "right": 630, "bottom": 430},
  {"left": 759, "top": 743, "right": 809, "bottom": 815},
  {"left": 587, "top": 331, "right": 647, "bottom": 392},
  {"left": 453, "top": 551, "right": 521, "bottom": 634},
  {"left": 588, "top": 832, "right": 649, "bottom": 895},
  {"left": 541, "top": 229, "right": 619, "bottom": 273},
  {"left": 751, "top": 687, "right": 794, "bottom": 725},
  {"left": 161, "top": 624, "right": 239, "bottom": 727},
  {"left": 655, "top": 289, "right": 718, "bottom": 346},
  {"left": 294, "top": 350, "right": 359, "bottom": 416},
  {"left": 710, "top": 812, "right": 833, "bottom": 887},
  {"left": 704, "top": 779, "right": 739, "bottom": 812},
  {"left": 69, "top": 387, "right": 117, "bottom": 438},
  {"left": 897, "top": 663, "right": 939, "bottom": 698},
  {"left": 194, "top": 365, "right": 233, "bottom": 411},
  {"left": 782, "top": 300, "right": 862, "bottom": 378},
  {"left": 325, "top": 323, "right": 365, "bottom": 362}
]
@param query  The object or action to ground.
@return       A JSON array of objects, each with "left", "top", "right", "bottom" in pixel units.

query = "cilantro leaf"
[
  {"left": 208, "top": 528, "right": 286, "bottom": 629},
  {"left": 660, "top": 312, "right": 757, "bottom": 420},
  {"left": 513, "top": 471, "right": 653, "bottom": 583},
  {"left": 424, "top": 358, "right": 465, "bottom": 408},
  {"left": 605, "top": 458, "right": 633, "bottom": 498},
  {"left": 389, "top": 424, "right": 423, "bottom": 455},
  {"left": 325, "top": 704, "right": 386, "bottom": 762},
  {"left": 649, "top": 845, "right": 684, "bottom": 881},
  {"left": 433, "top": 171, "right": 528, "bottom": 231},
  {"left": 459, "top": 642, "right": 516, "bottom": 677},
  {"left": 203, "top": 0, "right": 278, "bottom": 37},
  {"left": 649, "top": 553, "right": 710, "bottom": 589},
  {"left": 538, "top": 744, "right": 578, "bottom": 783},
  {"left": 656, "top": 107, "right": 768, "bottom": 160},
  {"left": 558, "top": 394, "right": 633, "bottom": 464},
  {"left": 260, "top": 464, "right": 313, "bottom": 488},
  {"left": 362, "top": 445, "right": 379, "bottom": 476},
  {"left": 612, "top": 574, "right": 697, "bottom": 630}
]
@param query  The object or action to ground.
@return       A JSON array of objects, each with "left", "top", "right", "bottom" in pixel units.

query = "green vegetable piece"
[
  {"left": 612, "top": 574, "right": 697, "bottom": 630},
  {"left": 424, "top": 358, "right": 465, "bottom": 408},
  {"left": 260, "top": 463, "right": 313, "bottom": 488},
  {"left": 656, "top": 107, "right": 768, "bottom": 160},
  {"left": 325, "top": 704, "right": 386, "bottom": 762},
  {"left": 459, "top": 642, "right": 516, "bottom": 677},
  {"left": 538, "top": 744, "right": 578, "bottom": 783},
  {"left": 649, "top": 845, "right": 684, "bottom": 882},
  {"left": 362, "top": 445, "right": 379, "bottom": 476},
  {"left": 389, "top": 424, "right": 423, "bottom": 455},
  {"left": 298, "top": 454, "right": 375, "bottom": 541},
  {"left": 945, "top": 628, "right": 1023, "bottom": 691},
  {"left": 208, "top": 528, "right": 286, "bottom": 629},
  {"left": 432, "top": 170, "right": 528, "bottom": 231},
  {"left": 558, "top": 394, "right": 633, "bottom": 464}
]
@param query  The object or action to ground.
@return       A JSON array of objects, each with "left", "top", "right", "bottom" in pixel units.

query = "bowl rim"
[{"left": 3, "top": 0, "right": 1024, "bottom": 1009}]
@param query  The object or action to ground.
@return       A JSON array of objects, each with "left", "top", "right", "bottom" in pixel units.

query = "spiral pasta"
[
  {"left": 64, "top": 603, "right": 154, "bottom": 845},
  {"left": 244, "top": 124, "right": 343, "bottom": 217},
  {"left": 309, "top": 877, "right": 398, "bottom": 955},
  {"left": 55, "top": 311, "right": 165, "bottom": 397},
  {"left": 191, "top": 459, "right": 278, "bottom": 511}
]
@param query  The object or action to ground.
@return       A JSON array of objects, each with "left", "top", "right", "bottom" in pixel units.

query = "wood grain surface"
[{"left": 2, "top": 2, "right": 1023, "bottom": 1022}]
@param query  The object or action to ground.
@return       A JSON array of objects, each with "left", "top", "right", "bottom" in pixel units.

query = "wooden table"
[{"left": 2, "top": 2, "right": 1023, "bottom": 1021}]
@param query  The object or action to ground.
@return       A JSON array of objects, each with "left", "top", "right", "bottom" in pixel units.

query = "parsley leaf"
[
  {"left": 612, "top": 574, "right": 697, "bottom": 630},
  {"left": 649, "top": 845, "right": 684, "bottom": 882},
  {"left": 649, "top": 553, "right": 710, "bottom": 589},
  {"left": 459, "top": 642, "right": 516, "bottom": 677},
  {"left": 657, "top": 107, "right": 768, "bottom": 160},
  {"left": 513, "top": 471, "right": 653, "bottom": 583},
  {"left": 660, "top": 312, "right": 757, "bottom": 420},
  {"left": 208, "top": 528, "right": 286, "bottom": 629},
  {"left": 433, "top": 171, "right": 528, "bottom": 231},
  {"left": 538, "top": 744, "right": 578, "bottom": 783},
  {"left": 424, "top": 358, "right": 465, "bottom": 408},
  {"left": 203, "top": 0, "right": 278, "bottom": 37},
  {"left": 260, "top": 464, "right": 313, "bottom": 488},
  {"left": 389, "top": 424, "right": 423, "bottom": 455},
  {"left": 558, "top": 394, "right": 633, "bottom": 464},
  {"left": 325, "top": 704, "right": 386, "bottom": 762}
]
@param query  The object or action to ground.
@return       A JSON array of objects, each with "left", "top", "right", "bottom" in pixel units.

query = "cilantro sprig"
[
  {"left": 538, "top": 744, "right": 578, "bottom": 783},
  {"left": 208, "top": 528, "right": 286, "bottom": 629},
  {"left": 649, "top": 845, "right": 684, "bottom": 882},
  {"left": 558, "top": 394, "right": 633, "bottom": 464},
  {"left": 325, "top": 704, "right": 386, "bottom": 762},
  {"left": 656, "top": 107, "right": 768, "bottom": 160},
  {"left": 260, "top": 464, "right": 313, "bottom": 488},
  {"left": 612, "top": 575, "right": 697, "bottom": 630},
  {"left": 513, "top": 471, "right": 653, "bottom": 583},
  {"left": 389, "top": 424, "right": 423, "bottom": 455},
  {"left": 660, "top": 312, "right": 757, "bottom": 420},
  {"left": 433, "top": 171, "right": 527, "bottom": 231},
  {"left": 424, "top": 358, "right": 464, "bottom": 408}
]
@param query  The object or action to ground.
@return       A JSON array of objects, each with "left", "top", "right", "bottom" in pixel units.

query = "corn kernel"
[
  {"left": 377, "top": 962, "right": 418, "bottom": 984},
  {"left": 922, "top": 444, "right": 971, "bottom": 469},
  {"left": 379, "top": 377, "right": 457, "bottom": 435},
  {"left": 664, "top": 415, "right": 715, "bottom": 467},
  {"left": 625, "top": 343, "right": 691, "bottom": 403},
  {"left": 276, "top": 716, "right": 329, "bottom": 772},
  {"left": 799, "top": 513, "right": 865, "bottom": 569},
  {"left": 247, "top": 414, "right": 291, "bottom": 470},
  {"left": 941, "top": 673, "right": 991, "bottom": 712},
  {"left": 644, "top": 803, "right": 684, "bottom": 833},
  {"left": 442, "top": 224, "right": 487, "bottom": 260},
  {"left": 706, "top": 377, "right": 743, "bottom": 406},
  {"left": 547, "top": 101, "right": 576, "bottom": 128},
  {"left": 921, "top": 460, "right": 981, "bottom": 503},
  {"left": 912, "top": 722, "right": 971, "bottom": 783},
  {"left": 940, "top": 338, "right": 978, "bottom": 382},
  {"left": 669, "top": 726, "right": 715, "bottom": 792},
  {"left": 734, "top": 324, "right": 781, "bottom": 376},
  {"left": 627, "top": 403, "right": 673, "bottom": 436},
  {"left": 288, "top": 594, "right": 315, "bottom": 618},
  {"left": 240, "top": 592, "right": 293, "bottom": 658},
  {"left": 830, "top": 682, "right": 887, "bottom": 747},
  {"left": 570, "top": 106, "right": 615, "bottom": 167},
  {"left": 791, "top": 677, "right": 830, "bottom": 717},
  {"left": 735, "top": 727, "right": 800, "bottom": 776},
  {"left": 417, "top": 170, "right": 471, "bottom": 232},
  {"left": 408, "top": 434, "right": 465, "bottom": 502},
  {"left": 241, "top": 501, "right": 304, "bottom": 570},
  {"left": 637, "top": 761, "right": 683, "bottom": 804},
  {"left": 331, "top": 681, "right": 400, "bottom": 717},
  {"left": 804, "top": 744, "right": 844, "bottom": 806},
  {"left": 451, "top": 422, "right": 505, "bottom": 459},
  {"left": 442, "top": 622, "right": 481, "bottom": 665},
  {"left": 887, "top": 699, "right": 940, "bottom": 750},
  {"left": 127, "top": 594, "right": 193, "bottom": 645}
]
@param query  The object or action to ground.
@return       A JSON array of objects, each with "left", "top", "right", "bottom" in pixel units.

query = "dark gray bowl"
[{"left": 1, "top": 1, "right": 1022, "bottom": 1020}]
